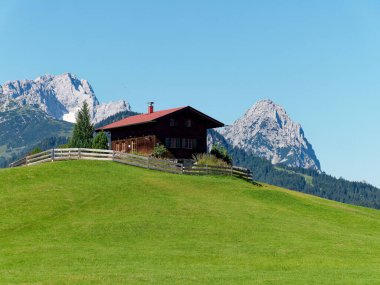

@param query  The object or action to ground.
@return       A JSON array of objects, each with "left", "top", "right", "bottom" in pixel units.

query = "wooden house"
[{"left": 97, "top": 103, "right": 224, "bottom": 159}]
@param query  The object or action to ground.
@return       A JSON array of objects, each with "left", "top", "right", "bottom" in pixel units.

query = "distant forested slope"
[
  {"left": 0, "top": 107, "right": 72, "bottom": 167},
  {"left": 231, "top": 147, "right": 380, "bottom": 209},
  {"left": 95, "top": 110, "right": 140, "bottom": 129}
]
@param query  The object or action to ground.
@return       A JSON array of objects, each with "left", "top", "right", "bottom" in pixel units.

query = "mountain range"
[
  {"left": 1, "top": 72, "right": 379, "bottom": 209},
  {"left": 0, "top": 73, "right": 133, "bottom": 166},
  {"left": 1, "top": 73, "right": 320, "bottom": 172},
  {"left": 0, "top": 73, "right": 130, "bottom": 123}
]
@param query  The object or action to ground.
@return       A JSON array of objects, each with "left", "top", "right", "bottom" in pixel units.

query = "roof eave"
[{"left": 96, "top": 120, "right": 157, "bottom": 131}]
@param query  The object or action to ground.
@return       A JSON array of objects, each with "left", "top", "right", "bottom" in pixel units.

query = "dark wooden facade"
[{"left": 99, "top": 106, "right": 224, "bottom": 159}]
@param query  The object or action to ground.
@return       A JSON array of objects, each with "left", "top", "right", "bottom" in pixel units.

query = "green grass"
[{"left": 1, "top": 161, "right": 380, "bottom": 284}]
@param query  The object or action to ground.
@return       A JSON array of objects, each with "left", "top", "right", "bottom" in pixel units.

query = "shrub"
[
  {"left": 57, "top": 143, "right": 70, "bottom": 149},
  {"left": 210, "top": 144, "right": 232, "bottom": 165},
  {"left": 152, "top": 145, "right": 168, "bottom": 158},
  {"left": 29, "top": 147, "right": 42, "bottom": 155},
  {"left": 192, "top": 153, "right": 229, "bottom": 167},
  {"left": 92, "top": 131, "right": 109, "bottom": 149}
]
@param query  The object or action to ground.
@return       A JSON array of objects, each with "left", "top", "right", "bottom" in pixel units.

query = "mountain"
[
  {"left": 211, "top": 99, "right": 320, "bottom": 170},
  {"left": 0, "top": 73, "right": 131, "bottom": 123},
  {"left": 207, "top": 128, "right": 380, "bottom": 209},
  {"left": 0, "top": 107, "right": 73, "bottom": 167},
  {"left": 206, "top": 100, "right": 380, "bottom": 208}
]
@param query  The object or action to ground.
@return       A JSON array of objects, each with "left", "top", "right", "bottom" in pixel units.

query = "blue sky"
[{"left": 1, "top": 0, "right": 379, "bottom": 187}]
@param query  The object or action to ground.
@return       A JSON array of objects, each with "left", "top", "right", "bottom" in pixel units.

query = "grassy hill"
[{"left": 1, "top": 161, "right": 380, "bottom": 284}]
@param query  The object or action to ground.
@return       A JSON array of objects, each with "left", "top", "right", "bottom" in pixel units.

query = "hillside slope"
[
  {"left": 1, "top": 161, "right": 380, "bottom": 284},
  {"left": 0, "top": 107, "right": 72, "bottom": 167}
]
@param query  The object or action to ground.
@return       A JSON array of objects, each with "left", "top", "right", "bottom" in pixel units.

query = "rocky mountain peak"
[
  {"left": 216, "top": 99, "right": 321, "bottom": 170},
  {"left": 0, "top": 73, "right": 130, "bottom": 123}
]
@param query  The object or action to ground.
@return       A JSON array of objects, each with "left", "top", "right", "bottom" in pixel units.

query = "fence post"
[
  {"left": 112, "top": 151, "right": 115, "bottom": 161},
  {"left": 230, "top": 166, "right": 233, "bottom": 176},
  {"left": 51, "top": 148, "right": 55, "bottom": 162},
  {"left": 206, "top": 164, "right": 209, "bottom": 175},
  {"left": 78, "top": 148, "right": 81, "bottom": 160},
  {"left": 147, "top": 157, "right": 150, "bottom": 169}
]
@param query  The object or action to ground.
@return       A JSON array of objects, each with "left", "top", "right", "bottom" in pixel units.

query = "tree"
[
  {"left": 70, "top": 102, "right": 94, "bottom": 148},
  {"left": 92, "top": 131, "right": 109, "bottom": 149},
  {"left": 210, "top": 144, "right": 232, "bottom": 165}
]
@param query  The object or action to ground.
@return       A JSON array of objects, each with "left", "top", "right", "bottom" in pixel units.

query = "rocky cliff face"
[
  {"left": 210, "top": 99, "right": 321, "bottom": 170},
  {"left": 0, "top": 73, "right": 131, "bottom": 123}
]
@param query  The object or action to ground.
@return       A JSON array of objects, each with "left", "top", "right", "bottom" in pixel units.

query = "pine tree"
[{"left": 70, "top": 102, "right": 94, "bottom": 148}]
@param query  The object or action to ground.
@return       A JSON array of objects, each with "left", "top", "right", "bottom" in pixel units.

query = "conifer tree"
[
  {"left": 92, "top": 131, "right": 109, "bottom": 149},
  {"left": 70, "top": 102, "right": 94, "bottom": 148}
]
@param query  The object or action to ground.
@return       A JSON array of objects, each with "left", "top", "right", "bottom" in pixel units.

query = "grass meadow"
[{"left": 1, "top": 160, "right": 380, "bottom": 284}]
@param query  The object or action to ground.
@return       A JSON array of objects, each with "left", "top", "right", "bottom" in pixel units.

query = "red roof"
[
  {"left": 98, "top": 106, "right": 187, "bottom": 130},
  {"left": 98, "top": 106, "right": 224, "bottom": 130}
]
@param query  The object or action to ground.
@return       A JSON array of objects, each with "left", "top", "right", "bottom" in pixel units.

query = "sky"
[{"left": 0, "top": 0, "right": 379, "bottom": 187}]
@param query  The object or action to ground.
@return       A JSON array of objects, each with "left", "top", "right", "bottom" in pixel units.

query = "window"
[
  {"left": 182, "top": 138, "right": 192, "bottom": 149},
  {"left": 185, "top": 119, "right": 192, "bottom": 127},
  {"left": 170, "top": 118, "right": 178, "bottom": 127},
  {"left": 131, "top": 140, "right": 136, "bottom": 152},
  {"left": 165, "top": 137, "right": 181, "bottom": 148},
  {"left": 182, "top": 138, "right": 197, "bottom": 149}
]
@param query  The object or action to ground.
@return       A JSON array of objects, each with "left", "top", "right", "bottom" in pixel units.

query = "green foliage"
[
  {"left": 57, "top": 143, "right": 70, "bottom": 149},
  {"left": 69, "top": 102, "right": 94, "bottom": 148},
  {"left": 152, "top": 144, "right": 168, "bottom": 158},
  {"left": 1, "top": 160, "right": 380, "bottom": 283},
  {"left": 29, "top": 147, "right": 42, "bottom": 155},
  {"left": 210, "top": 144, "right": 232, "bottom": 165},
  {"left": 92, "top": 131, "right": 109, "bottom": 149},
  {"left": 193, "top": 153, "right": 229, "bottom": 167},
  {"left": 36, "top": 137, "right": 70, "bottom": 150}
]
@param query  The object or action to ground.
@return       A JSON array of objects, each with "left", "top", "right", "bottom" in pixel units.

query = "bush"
[
  {"left": 192, "top": 153, "right": 229, "bottom": 167},
  {"left": 210, "top": 144, "right": 232, "bottom": 165},
  {"left": 92, "top": 131, "right": 109, "bottom": 149},
  {"left": 152, "top": 145, "right": 168, "bottom": 158},
  {"left": 57, "top": 143, "right": 70, "bottom": 149}
]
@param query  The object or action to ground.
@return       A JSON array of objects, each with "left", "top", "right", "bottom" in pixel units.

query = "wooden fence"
[{"left": 9, "top": 148, "right": 253, "bottom": 181}]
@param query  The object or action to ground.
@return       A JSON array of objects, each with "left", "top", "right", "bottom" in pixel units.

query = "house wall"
[{"left": 112, "top": 135, "right": 156, "bottom": 155}]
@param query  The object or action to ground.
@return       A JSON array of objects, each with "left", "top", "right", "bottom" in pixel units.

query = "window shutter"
[
  {"left": 192, "top": 139, "right": 197, "bottom": 149},
  {"left": 165, "top": 138, "right": 170, "bottom": 148}
]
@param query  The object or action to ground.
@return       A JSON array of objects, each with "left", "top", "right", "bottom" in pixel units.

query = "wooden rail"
[{"left": 9, "top": 148, "right": 253, "bottom": 182}]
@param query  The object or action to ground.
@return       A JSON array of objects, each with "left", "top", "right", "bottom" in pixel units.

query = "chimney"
[{"left": 147, "top": 102, "right": 154, "bottom": 114}]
